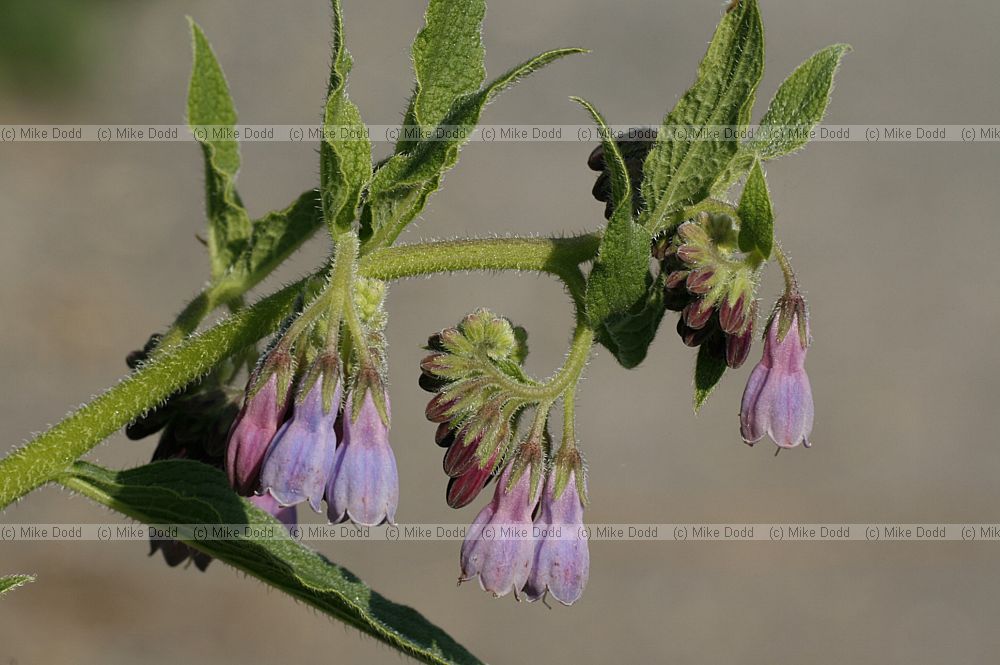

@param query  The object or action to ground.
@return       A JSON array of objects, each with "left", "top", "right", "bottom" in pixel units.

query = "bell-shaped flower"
[
  {"left": 524, "top": 463, "right": 590, "bottom": 605},
  {"left": 226, "top": 364, "right": 291, "bottom": 496},
  {"left": 326, "top": 385, "right": 398, "bottom": 526},
  {"left": 740, "top": 300, "right": 814, "bottom": 449},
  {"left": 459, "top": 460, "right": 539, "bottom": 599},
  {"left": 260, "top": 373, "right": 340, "bottom": 512}
]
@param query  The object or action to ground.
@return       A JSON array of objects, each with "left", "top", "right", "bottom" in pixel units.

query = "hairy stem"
[
  {"left": 0, "top": 233, "right": 600, "bottom": 510},
  {"left": 359, "top": 234, "right": 599, "bottom": 302},
  {"left": 0, "top": 279, "right": 306, "bottom": 510}
]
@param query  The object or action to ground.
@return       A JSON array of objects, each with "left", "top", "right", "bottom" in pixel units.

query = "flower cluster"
[
  {"left": 419, "top": 310, "right": 591, "bottom": 604},
  {"left": 419, "top": 310, "right": 529, "bottom": 508},
  {"left": 660, "top": 212, "right": 758, "bottom": 369},
  {"left": 586, "top": 134, "right": 814, "bottom": 451},
  {"left": 226, "top": 347, "right": 398, "bottom": 526}
]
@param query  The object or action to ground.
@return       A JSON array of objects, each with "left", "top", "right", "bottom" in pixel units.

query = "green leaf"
[
  {"left": 321, "top": 0, "right": 371, "bottom": 234},
  {"left": 711, "top": 43, "right": 851, "bottom": 194},
  {"left": 226, "top": 189, "right": 324, "bottom": 295},
  {"left": 187, "top": 19, "right": 251, "bottom": 279},
  {"left": 61, "top": 461, "right": 482, "bottom": 665},
  {"left": 0, "top": 574, "right": 35, "bottom": 597},
  {"left": 363, "top": 47, "right": 584, "bottom": 249},
  {"left": 399, "top": 0, "right": 486, "bottom": 152},
  {"left": 694, "top": 340, "right": 728, "bottom": 410},
  {"left": 736, "top": 160, "right": 774, "bottom": 259},
  {"left": 751, "top": 43, "right": 852, "bottom": 160},
  {"left": 573, "top": 98, "right": 652, "bottom": 332},
  {"left": 599, "top": 277, "right": 668, "bottom": 369},
  {"left": 641, "top": 0, "right": 764, "bottom": 233}
]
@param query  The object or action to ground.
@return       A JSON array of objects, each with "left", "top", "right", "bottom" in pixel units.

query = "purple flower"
[
  {"left": 740, "top": 305, "right": 814, "bottom": 449},
  {"left": 326, "top": 388, "right": 398, "bottom": 526},
  {"left": 260, "top": 376, "right": 340, "bottom": 512},
  {"left": 459, "top": 463, "right": 538, "bottom": 599},
  {"left": 524, "top": 467, "right": 590, "bottom": 605},
  {"left": 247, "top": 493, "right": 298, "bottom": 529},
  {"left": 226, "top": 371, "right": 290, "bottom": 496}
]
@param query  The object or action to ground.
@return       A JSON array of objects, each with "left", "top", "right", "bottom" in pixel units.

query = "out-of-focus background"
[{"left": 2, "top": 0, "right": 1000, "bottom": 663}]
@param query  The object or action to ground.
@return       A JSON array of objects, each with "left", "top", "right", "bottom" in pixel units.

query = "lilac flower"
[
  {"left": 740, "top": 303, "right": 814, "bottom": 449},
  {"left": 226, "top": 371, "right": 290, "bottom": 496},
  {"left": 260, "top": 375, "right": 340, "bottom": 512},
  {"left": 524, "top": 466, "right": 590, "bottom": 605},
  {"left": 247, "top": 493, "right": 298, "bottom": 529},
  {"left": 326, "top": 387, "right": 398, "bottom": 526},
  {"left": 459, "top": 462, "right": 538, "bottom": 599}
]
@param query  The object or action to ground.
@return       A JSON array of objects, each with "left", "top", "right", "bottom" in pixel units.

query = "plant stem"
[
  {"left": 0, "top": 278, "right": 306, "bottom": 510},
  {"left": 358, "top": 234, "right": 599, "bottom": 302},
  {"left": 0, "top": 233, "right": 600, "bottom": 510},
  {"left": 773, "top": 242, "right": 799, "bottom": 294}
]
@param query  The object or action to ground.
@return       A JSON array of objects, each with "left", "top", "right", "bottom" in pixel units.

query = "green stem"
[
  {"left": 0, "top": 278, "right": 306, "bottom": 510},
  {"left": 0, "top": 233, "right": 600, "bottom": 510},
  {"left": 358, "top": 234, "right": 599, "bottom": 303},
  {"left": 329, "top": 233, "right": 369, "bottom": 362},
  {"left": 773, "top": 242, "right": 799, "bottom": 294}
]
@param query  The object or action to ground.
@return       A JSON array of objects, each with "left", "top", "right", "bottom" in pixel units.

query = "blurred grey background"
[{"left": 2, "top": 0, "right": 1000, "bottom": 663}]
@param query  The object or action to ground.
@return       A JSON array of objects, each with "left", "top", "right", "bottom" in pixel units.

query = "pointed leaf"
[
  {"left": 694, "top": 340, "right": 728, "bottom": 410},
  {"left": 0, "top": 574, "right": 35, "bottom": 597},
  {"left": 599, "top": 276, "right": 668, "bottom": 369},
  {"left": 736, "top": 160, "right": 774, "bottom": 259},
  {"left": 364, "top": 48, "right": 584, "bottom": 248},
  {"left": 573, "top": 98, "right": 652, "bottom": 331},
  {"left": 641, "top": 0, "right": 764, "bottom": 233},
  {"left": 711, "top": 44, "right": 851, "bottom": 194},
  {"left": 399, "top": 0, "right": 486, "bottom": 152},
  {"left": 187, "top": 19, "right": 251, "bottom": 279},
  {"left": 751, "top": 43, "right": 852, "bottom": 159},
  {"left": 321, "top": 0, "right": 371, "bottom": 233},
  {"left": 61, "top": 461, "right": 483, "bottom": 665},
  {"left": 230, "top": 189, "right": 324, "bottom": 293}
]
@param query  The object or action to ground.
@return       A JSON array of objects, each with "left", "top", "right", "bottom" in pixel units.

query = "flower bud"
[
  {"left": 682, "top": 299, "right": 714, "bottom": 330},
  {"left": 446, "top": 446, "right": 500, "bottom": 509},
  {"left": 740, "top": 299, "right": 814, "bottom": 449},
  {"left": 424, "top": 393, "right": 456, "bottom": 423},
  {"left": 225, "top": 356, "right": 292, "bottom": 496},
  {"left": 725, "top": 326, "right": 753, "bottom": 369},
  {"left": 435, "top": 422, "right": 455, "bottom": 447},
  {"left": 676, "top": 317, "right": 713, "bottom": 347},
  {"left": 685, "top": 268, "right": 716, "bottom": 295},
  {"left": 443, "top": 426, "right": 484, "bottom": 478}
]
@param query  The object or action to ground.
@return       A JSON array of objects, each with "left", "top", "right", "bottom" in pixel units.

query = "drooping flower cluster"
[
  {"left": 660, "top": 212, "right": 758, "bottom": 369},
  {"left": 226, "top": 275, "right": 398, "bottom": 525},
  {"left": 419, "top": 310, "right": 529, "bottom": 508},
  {"left": 457, "top": 436, "right": 590, "bottom": 604},
  {"left": 419, "top": 310, "right": 591, "bottom": 604},
  {"left": 226, "top": 347, "right": 398, "bottom": 526}
]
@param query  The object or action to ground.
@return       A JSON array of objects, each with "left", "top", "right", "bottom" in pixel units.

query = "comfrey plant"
[{"left": 0, "top": 1, "right": 847, "bottom": 661}]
